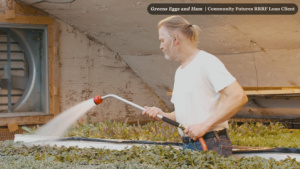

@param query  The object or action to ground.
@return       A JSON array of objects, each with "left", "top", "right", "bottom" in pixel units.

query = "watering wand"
[{"left": 94, "top": 94, "right": 208, "bottom": 151}]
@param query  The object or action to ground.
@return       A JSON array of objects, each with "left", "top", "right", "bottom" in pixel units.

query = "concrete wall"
[{"left": 55, "top": 20, "right": 164, "bottom": 123}]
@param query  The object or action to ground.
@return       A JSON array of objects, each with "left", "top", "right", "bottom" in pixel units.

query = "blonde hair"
[{"left": 158, "top": 15, "right": 200, "bottom": 45}]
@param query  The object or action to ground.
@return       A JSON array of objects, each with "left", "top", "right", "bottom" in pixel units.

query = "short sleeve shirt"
[{"left": 171, "top": 50, "right": 236, "bottom": 136}]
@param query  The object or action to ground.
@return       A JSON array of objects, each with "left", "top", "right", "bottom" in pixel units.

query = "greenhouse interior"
[{"left": 0, "top": 0, "right": 299, "bottom": 168}]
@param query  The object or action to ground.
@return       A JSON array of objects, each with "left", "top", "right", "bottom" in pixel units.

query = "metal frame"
[{"left": 0, "top": 23, "right": 49, "bottom": 117}]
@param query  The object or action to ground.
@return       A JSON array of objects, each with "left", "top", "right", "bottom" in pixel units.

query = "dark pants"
[{"left": 182, "top": 129, "right": 232, "bottom": 157}]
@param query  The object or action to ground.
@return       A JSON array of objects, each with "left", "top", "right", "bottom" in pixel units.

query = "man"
[{"left": 142, "top": 15, "right": 248, "bottom": 156}]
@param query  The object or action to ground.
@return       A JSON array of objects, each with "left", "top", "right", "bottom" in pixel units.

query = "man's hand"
[
  {"left": 142, "top": 106, "right": 164, "bottom": 121},
  {"left": 184, "top": 81, "right": 248, "bottom": 141},
  {"left": 184, "top": 123, "right": 210, "bottom": 141}
]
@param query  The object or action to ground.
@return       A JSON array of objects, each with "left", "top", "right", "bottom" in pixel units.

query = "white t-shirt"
[{"left": 171, "top": 50, "right": 236, "bottom": 136}]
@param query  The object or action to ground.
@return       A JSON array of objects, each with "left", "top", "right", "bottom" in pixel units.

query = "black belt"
[{"left": 182, "top": 129, "right": 227, "bottom": 144}]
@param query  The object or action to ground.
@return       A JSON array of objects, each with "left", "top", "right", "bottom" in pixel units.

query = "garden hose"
[{"left": 94, "top": 94, "right": 208, "bottom": 151}]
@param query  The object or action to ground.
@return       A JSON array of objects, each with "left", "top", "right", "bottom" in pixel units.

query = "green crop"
[
  {"left": 229, "top": 122, "right": 300, "bottom": 148},
  {"left": 65, "top": 120, "right": 300, "bottom": 148},
  {"left": 66, "top": 120, "right": 181, "bottom": 142},
  {"left": 5, "top": 121, "right": 300, "bottom": 168},
  {"left": 24, "top": 120, "right": 300, "bottom": 148},
  {"left": 0, "top": 141, "right": 299, "bottom": 168}
]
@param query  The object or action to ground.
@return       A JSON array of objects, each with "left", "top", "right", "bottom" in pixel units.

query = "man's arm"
[
  {"left": 184, "top": 81, "right": 248, "bottom": 140},
  {"left": 206, "top": 81, "right": 248, "bottom": 129},
  {"left": 142, "top": 106, "right": 176, "bottom": 121}
]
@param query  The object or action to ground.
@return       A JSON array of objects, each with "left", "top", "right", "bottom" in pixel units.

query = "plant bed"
[
  {"left": 1, "top": 141, "right": 300, "bottom": 169},
  {"left": 22, "top": 121, "right": 300, "bottom": 148},
  {"left": 59, "top": 121, "right": 300, "bottom": 148},
  {"left": 12, "top": 120, "right": 300, "bottom": 168}
]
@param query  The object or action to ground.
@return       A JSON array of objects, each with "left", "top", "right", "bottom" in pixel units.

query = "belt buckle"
[
  {"left": 182, "top": 137, "right": 192, "bottom": 144},
  {"left": 217, "top": 129, "right": 226, "bottom": 136}
]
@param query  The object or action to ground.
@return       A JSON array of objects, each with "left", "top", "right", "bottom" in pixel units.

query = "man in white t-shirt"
[{"left": 142, "top": 16, "right": 248, "bottom": 156}]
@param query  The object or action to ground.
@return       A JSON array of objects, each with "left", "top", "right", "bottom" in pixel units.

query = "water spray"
[{"left": 94, "top": 94, "right": 208, "bottom": 151}]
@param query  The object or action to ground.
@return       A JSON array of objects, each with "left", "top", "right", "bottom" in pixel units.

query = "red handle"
[{"left": 199, "top": 137, "right": 208, "bottom": 151}]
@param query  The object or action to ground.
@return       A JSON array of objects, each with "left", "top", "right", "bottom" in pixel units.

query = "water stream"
[{"left": 34, "top": 99, "right": 96, "bottom": 137}]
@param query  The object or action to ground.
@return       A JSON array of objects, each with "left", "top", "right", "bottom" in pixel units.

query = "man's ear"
[{"left": 172, "top": 33, "right": 180, "bottom": 45}]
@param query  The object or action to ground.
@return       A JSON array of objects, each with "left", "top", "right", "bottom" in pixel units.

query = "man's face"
[{"left": 158, "top": 26, "right": 176, "bottom": 60}]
